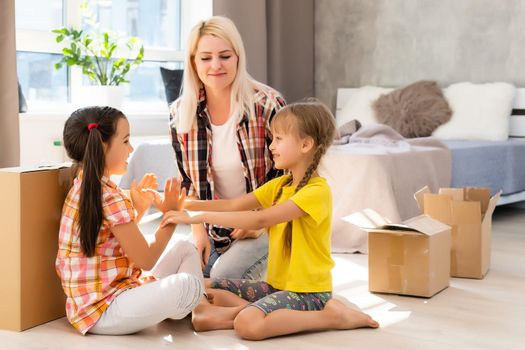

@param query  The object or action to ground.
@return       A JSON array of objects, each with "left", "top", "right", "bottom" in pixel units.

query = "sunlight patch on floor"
[
  {"left": 331, "top": 255, "right": 412, "bottom": 328},
  {"left": 331, "top": 255, "right": 368, "bottom": 286}
]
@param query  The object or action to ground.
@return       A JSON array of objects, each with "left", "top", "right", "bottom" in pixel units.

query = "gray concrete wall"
[{"left": 315, "top": 0, "right": 525, "bottom": 110}]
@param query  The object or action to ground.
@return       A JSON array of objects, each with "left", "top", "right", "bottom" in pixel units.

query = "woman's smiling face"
[{"left": 193, "top": 34, "right": 238, "bottom": 93}]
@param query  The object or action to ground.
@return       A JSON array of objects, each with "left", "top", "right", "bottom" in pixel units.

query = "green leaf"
[{"left": 51, "top": 1, "right": 145, "bottom": 87}]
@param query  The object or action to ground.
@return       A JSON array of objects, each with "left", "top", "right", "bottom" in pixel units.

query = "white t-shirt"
[{"left": 211, "top": 116, "right": 247, "bottom": 199}]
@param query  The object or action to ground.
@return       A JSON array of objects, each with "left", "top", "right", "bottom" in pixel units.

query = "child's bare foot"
[
  {"left": 323, "top": 299, "right": 379, "bottom": 329},
  {"left": 192, "top": 302, "right": 244, "bottom": 332}
]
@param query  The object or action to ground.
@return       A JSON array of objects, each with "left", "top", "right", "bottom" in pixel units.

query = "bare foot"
[
  {"left": 323, "top": 299, "right": 380, "bottom": 329},
  {"left": 192, "top": 303, "right": 245, "bottom": 332}
]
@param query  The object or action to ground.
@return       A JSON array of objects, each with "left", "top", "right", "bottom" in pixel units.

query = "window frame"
[{"left": 15, "top": 0, "right": 210, "bottom": 114}]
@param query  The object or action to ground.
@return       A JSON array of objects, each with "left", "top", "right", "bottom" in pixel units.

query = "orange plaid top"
[{"left": 56, "top": 173, "right": 142, "bottom": 334}]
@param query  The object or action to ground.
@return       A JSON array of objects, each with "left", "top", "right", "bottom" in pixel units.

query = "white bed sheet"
[{"left": 319, "top": 141, "right": 451, "bottom": 253}]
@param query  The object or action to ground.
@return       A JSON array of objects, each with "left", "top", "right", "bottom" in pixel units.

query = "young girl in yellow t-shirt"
[{"left": 160, "top": 100, "right": 379, "bottom": 340}]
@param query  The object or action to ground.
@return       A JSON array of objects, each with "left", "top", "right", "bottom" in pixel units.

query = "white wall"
[{"left": 19, "top": 113, "right": 170, "bottom": 166}]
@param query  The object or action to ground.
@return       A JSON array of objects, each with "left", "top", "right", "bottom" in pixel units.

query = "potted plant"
[{"left": 52, "top": 5, "right": 144, "bottom": 108}]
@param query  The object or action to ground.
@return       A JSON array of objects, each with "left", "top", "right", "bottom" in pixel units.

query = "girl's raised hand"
[
  {"left": 130, "top": 173, "right": 158, "bottom": 214},
  {"left": 153, "top": 177, "right": 187, "bottom": 213}
]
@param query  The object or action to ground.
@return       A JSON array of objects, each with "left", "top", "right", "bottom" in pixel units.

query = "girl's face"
[
  {"left": 269, "top": 128, "right": 309, "bottom": 171},
  {"left": 104, "top": 118, "right": 133, "bottom": 176},
  {"left": 193, "top": 34, "right": 238, "bottom": 93}
]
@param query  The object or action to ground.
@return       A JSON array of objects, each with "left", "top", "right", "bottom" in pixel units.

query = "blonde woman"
[{"left": 170, "top": 16, "right": 285, "bottom": 279}]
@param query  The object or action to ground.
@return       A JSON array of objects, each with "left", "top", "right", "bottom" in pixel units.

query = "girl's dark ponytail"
[
  {"left": 78, "top": 126, "right": 105, "bottom": 256},
  {"left": 63, "top": 106, "right": 125, "bottom": 257}
]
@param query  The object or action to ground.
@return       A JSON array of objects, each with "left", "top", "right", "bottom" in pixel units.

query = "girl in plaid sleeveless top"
[{"left": 56, "top": 106, "right": 203, "bottom": 335}]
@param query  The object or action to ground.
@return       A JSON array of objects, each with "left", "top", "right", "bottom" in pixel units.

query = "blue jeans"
[{"left": 203, "top": 233, "right": 268, "bottom": 280}]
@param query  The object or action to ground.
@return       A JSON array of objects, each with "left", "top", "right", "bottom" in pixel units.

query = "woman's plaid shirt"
[
  {"left": 55, "top": 174, "right": 142, "bottom": 334},
  {"left": 170, "top": 87, "right": 285, "bottom": 252}
]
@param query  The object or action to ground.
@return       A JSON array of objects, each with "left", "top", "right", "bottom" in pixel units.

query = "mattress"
[{"left": 443, "top": 138, "right": 525, "bottom": 196}]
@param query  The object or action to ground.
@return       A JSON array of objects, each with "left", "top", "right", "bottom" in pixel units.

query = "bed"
[
  {"left": 318, "top": 131, "right": 451, "bottom": 253},
  {"left": 336, "top": 87, "right": 525, "bottom": 205}
]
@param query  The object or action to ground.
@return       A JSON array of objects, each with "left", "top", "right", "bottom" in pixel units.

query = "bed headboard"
[{"left": 336, "top": 87, "right": 525, "bottom": 137}]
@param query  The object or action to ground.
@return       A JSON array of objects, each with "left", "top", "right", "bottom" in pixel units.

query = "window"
[{"left": 15, "top": 0, "right": 211, "bottom": 113}]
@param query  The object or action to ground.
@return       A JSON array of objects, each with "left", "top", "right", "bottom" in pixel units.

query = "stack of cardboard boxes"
[{"left": 346, "top": 186, "right": 500, "bottom": 298}]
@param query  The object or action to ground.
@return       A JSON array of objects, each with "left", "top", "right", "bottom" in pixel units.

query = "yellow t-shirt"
[{"left": 254, "top": 175, "right": 334, "bottom": 292}]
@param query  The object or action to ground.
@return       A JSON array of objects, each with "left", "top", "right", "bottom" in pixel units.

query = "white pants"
[{"left": 89, "top": 239, "right": 203, "bottom": 335}]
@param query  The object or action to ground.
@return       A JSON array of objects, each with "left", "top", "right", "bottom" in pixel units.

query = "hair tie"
[{"left": 87, "top": 122, "right": 99, "bottom": 131}]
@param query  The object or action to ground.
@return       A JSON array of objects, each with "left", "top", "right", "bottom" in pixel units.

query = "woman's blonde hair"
[
  {"left": 171, "top": 16, "right": 267, "bottom": 133},
  {"left": 271, "top": 99, "right": 336, "bottom": 257}
]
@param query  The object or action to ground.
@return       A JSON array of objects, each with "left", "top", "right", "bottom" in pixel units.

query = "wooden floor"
[{"left": 2, "top": 206, "right": 524, "bottom": 349}]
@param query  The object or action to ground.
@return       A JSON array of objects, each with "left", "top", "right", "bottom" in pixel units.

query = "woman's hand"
[
  {"left": 193, "top": 224, "right": 211, "bottom": 270},
  {"left": 130, "top": 173, "right": 158, "bottom": 215},
  {"left": 230, "top": 228, "right": 264, "bottom": 240},
  {"left": 153, "top": 177, "right": 187, "bottom": 213}
]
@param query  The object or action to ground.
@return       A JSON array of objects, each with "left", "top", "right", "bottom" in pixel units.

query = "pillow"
[
  {"left": 160, "top": 67, "right": 184, "bottom": 105},
  {"left": 433, "top": 82, "right": 516, "bottom": 141},
  {"left": 373, "top": 80, "right": 452, "bottom": 138},
  {"left": 338, "top": 86, "right": 393, "bottom": 127}
]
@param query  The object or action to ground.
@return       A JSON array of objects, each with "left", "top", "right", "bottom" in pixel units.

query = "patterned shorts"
[{"left": 210, "top": 278, "right": 332, "bottom": 315}]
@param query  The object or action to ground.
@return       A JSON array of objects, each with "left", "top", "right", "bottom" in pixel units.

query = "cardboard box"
[
  {"left": 415, "top": 186, "right": 500, "bottom": 279},
  {"left": 0, "top": 165, "right": 72, "bottom": 331},
  {"left": 344, "top": 209, "right": 451, "bottom": 298}
]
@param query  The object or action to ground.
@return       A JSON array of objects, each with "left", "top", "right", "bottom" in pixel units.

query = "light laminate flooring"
[{"left": 1, "top": 206, "right": 524, "bottom": 350}]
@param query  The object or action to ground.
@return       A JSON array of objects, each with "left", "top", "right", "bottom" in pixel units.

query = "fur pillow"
[{"left": 373, "top": 81, "right": 452, "bottom": 138}]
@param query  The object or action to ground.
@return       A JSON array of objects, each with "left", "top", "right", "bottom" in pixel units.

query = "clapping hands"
[
  {"left": 130, "top": 174, "right": 187, "bottom": 216},
  {"left": 153, "top": 176, "right": 187, "bottom": 213},
  {"left": 130, "top": 173, "right": 158, "bottom": 214}
]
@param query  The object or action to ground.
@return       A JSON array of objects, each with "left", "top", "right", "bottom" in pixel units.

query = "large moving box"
[
  {"left": 0, "top": 165, "right": 72, "bottom": 331},
  {"left": 344, "top": 209, "right": 451, "bottom": 298},
  {"left": 415, "top": 186, "right": 500, "bottom": 279}
]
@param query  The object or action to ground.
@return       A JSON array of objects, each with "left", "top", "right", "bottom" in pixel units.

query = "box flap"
[
  {"left": 414, "top": 186, "right": 431, "bottom": 212},
  {"left": 482, "top": 191, "right": 501, "bottom": 223},
  {"left": 465, "top": 187, "right": 491, "bottom": 214},
  {"left": 343, "top": 209, "right": 441, "bottom": 236},
  {"left": 438, "top": 188, "right": 465, "bottom": 201},
  {"left": 0, "top": 163, "right": 71, "bottom": 174},
  {"left": 403, "top": 215, "right": 451, "bottom": 236},
  {"left": 423, "top": 193, "right": 453, "bottom": 223},
  {"left": 342, "top": 208, "right": 392, "bottom": 229}
]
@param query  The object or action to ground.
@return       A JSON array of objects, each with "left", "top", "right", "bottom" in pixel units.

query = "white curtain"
[{"left": 0, "top": 0, "right": 20, "bottom": 167}]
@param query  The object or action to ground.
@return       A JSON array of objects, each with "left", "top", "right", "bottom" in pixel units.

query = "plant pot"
[{"left": 72, "top": 85, "right": 126, "bottom": 110}]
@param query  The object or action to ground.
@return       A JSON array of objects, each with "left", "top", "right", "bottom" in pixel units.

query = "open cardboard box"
[
  {"left": 415, "top": 186, "right": 500, "bottom": 279},
  {"left": 344, "top": 209, "right": 451, "bottom": 298},
  {"left": 0, "top": 165, "right": 72, "bottom": 331}
]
